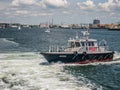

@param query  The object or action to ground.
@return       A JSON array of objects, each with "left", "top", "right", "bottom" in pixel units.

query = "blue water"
[
  {"left": 0, "top": 28, "right": 120, "bottom": 52},
  {"left": 0, "top": 28, "right": 120, "bottom": 90}
]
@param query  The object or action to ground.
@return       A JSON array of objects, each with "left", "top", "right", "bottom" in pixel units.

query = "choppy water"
[{"left": 0, "top": 28, "right": 120, "bottom": 90}]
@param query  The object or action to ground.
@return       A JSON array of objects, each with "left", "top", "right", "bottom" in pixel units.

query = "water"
[{"left": 0, "top": 28, "right": 120, "bottom": 90}]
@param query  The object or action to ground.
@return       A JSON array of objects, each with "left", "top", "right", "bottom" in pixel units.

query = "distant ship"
[
  {"left": 45, "top": 28, "right": 50, "bottom": 33},
  {"left": 108, "top": 26, "right": 120, "bottom": 31},
  {"left": 41, "top": 28, "right": 114, "bottom": 64},
  {"left": 45, "top": 20, "right": 50, "bottom": 33},
  {"left": 18, "top": 26, "right": 21, "bottom": 30},
  {"left": 108, "top": 28, "right": 120, "bottom": 31}
]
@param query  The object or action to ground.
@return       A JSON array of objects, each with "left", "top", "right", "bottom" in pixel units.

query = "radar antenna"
[{"left": 81, "top": 27, "right": 90, "bottom": 40}]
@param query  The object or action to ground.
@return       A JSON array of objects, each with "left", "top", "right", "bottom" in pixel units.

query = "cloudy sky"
[{"left": 0, "top": 0, "right": 120, "bottom": 24}]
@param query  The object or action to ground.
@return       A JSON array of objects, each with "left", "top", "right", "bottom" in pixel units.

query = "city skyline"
[{"left": 0, "top": 0, "right": 120, "bottom": 24}]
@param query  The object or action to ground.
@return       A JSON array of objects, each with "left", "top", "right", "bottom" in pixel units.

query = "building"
[
  {"left": 93, "top": 19, "right": 100, "bottom": 24},
  {"left": 39, "top": 23, "right": 48, "bottom": 28},
  {"left": 0, "top": 23, "right": 9, "bottom": 28}
]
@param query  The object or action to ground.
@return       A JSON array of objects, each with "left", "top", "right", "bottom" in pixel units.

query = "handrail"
[
  {"left": 48, "top": 45, "right": 109, "bottom": 52},
  {"left": 49, "top": 45, "right": 66, "bottom": 52}
]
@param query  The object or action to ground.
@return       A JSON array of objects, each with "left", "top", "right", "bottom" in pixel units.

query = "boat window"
[
  {"left": 81, "top": 42, "right": 85, "bottom": 46},
  {"left": 71, "top": 42, "right": 75, "bottom": 47},
  {"left": 88, "top": 42, "right": 94, "bottom": 46},
  {"left": 69, "top": 42, "right": 80, "bottom": 47},
  {"left": 75, "top": 42, "right": 80, "bottom": 47},
  {"left": 81, "top": 42, "right": 94, "bottom": 46}
]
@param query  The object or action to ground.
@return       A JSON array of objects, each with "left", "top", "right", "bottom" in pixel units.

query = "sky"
[{"left": 0, "top": 0, "right": 120, "bottom": 24}]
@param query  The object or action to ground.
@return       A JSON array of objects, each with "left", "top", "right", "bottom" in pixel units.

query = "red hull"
[{"left": 69, "top": 58, "right": 113, "bottom": 64}]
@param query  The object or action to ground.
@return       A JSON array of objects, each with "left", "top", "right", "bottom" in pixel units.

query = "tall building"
[{"left": 93, "top": 19, "right": 100, "bottom": 24}]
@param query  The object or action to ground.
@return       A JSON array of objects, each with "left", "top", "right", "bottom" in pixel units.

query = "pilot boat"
[{"left": 41, "top": 29, "right": 114, "bottom": 64}]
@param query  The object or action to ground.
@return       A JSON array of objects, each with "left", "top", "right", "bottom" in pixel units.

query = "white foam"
[
  {"left": 113, "top": 51, "right": 120, "bottom": 60},
  {"left": 0, "top": 52, "right": 101, "bottom": 90},
  {"left": 2, "top": 38, "right": 18, "bottom": 45}
]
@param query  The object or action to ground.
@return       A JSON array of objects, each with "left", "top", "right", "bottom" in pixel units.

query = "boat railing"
[
  {"left": 98, "top": 39, "right": 109, "bottom": 51},
  {"left": 48, "top": 45, "right": 109, "bottom": 52},
  {"left": 49, "top": 45, "right": 66, "bottom": 52},
  {"left": 76, "top": 46, "right": 109, "bottom": 52},
  {"left": 83, "top": 46, "right": 109, "bottom": 52},
  {"left": 98, "top": 46, "right": 109, "bottom": 52}
]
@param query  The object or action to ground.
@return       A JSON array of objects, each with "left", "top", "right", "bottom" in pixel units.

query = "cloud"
[
  {"left": 30, "top": 13, "right": 53, "bottom": 17},
  {"left": 0, "top": 2, "right": 9, "bottom": 10},
  {"left": 1, "top": 0, "right": 120, "bottom": 24},
  {"left": 62, "top": 11, "right": 69, "bottom": 14},
  {"left": 11, "top": 0, "right": 69, "bottom": 9},
  {"left": 16, "top": 10, "right": 29, "bottom": 14},
  {"left": 40, "top": 0, "right": 69, "bottom": 8},
  {"left": 98, "top": 0, "right": 120, "bottom": 11},
  {"left": 77, "top": 0, "right": 96, "bottom": 10},
  {"left": 11, "top": 0, "right": 37, "bottom": 6},
  {"left": 77, "top": 0, "right": 120, "bottom": 13}
]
